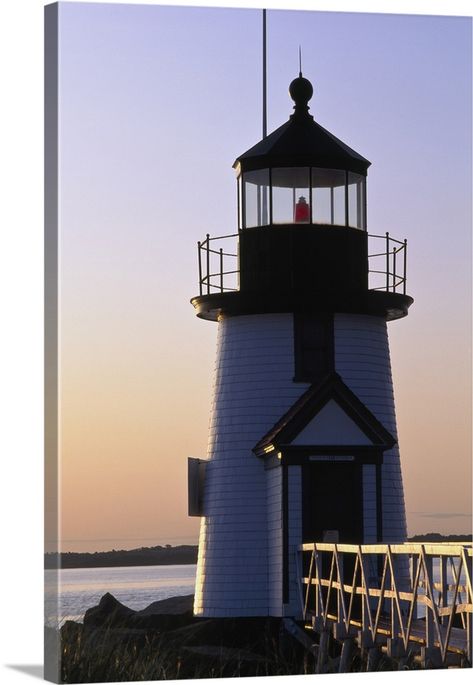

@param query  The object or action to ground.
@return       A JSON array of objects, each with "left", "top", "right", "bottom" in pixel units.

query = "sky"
[{"left": 55, "top": 2, "right": 472, "bottom": 552}]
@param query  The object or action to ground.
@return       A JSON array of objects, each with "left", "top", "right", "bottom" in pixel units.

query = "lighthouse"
[{"left": 188, "top": 73, "right": 413, "bottom": 619}]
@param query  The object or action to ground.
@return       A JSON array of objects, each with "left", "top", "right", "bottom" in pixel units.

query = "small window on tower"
[{"left": 294, "top": 313, "right": 334, "bottom": 383}]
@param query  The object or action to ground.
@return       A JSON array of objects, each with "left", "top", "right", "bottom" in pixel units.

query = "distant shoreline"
[
  {"left": 45, "top": 544, "right": 198, "bottom": 569},
  {"left": 407, "top": 533, "right": 472, "bottom": 543},
  {"left": 45, "top": 535, "right": 471, "bottom": 569}
]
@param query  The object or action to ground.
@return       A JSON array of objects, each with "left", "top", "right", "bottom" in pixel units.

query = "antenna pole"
[{"left": 262, "top": 9, "right": 267, "bottom": 138}]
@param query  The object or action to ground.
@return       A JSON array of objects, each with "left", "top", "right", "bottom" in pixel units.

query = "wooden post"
[
  {"left": 358, "top": 550, "right": 374, "bottom": 661},
  {"left": 339, "top": 638, "right": 353, "bottom": 673},
  {"left": 439, "top": 555, "right": 448, "bottom": 626},
  {"left": 366, "top": 646, "right": 381, "bottom": 672},
  {"left": 389, "top": 557, "right": 400, "bottom": 642},
  {"left": 424, "top": 553, "right": 434, "bottom": 650},
  {"left": 464, "top": 544, "right": 473, "bottom": 668},
  {"left": 410, "top": 553, "right": 417, "bottom": 592},
  {"left": 316, "top": 630, "right": 330, "bottom": 674},
  {"left": 387, "top": 637, "right": 405, "bottom": 660},
  {"left": 336, "top": 550, "right": 345, "bottom": 629},
  {"left": 421, "top": 552, "right": 443, "bottom": 668},
  {"left": 421, "top": 647, "right": 442, "bottom": 669},
  {"left": 466, "top": 607, "right": 472, "bottom": 667},
  {"left": 315, "top": 548, "right": 322, "bottom": 619}
]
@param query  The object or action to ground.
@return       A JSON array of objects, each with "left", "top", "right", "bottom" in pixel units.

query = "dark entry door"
[
  {"left": 302, "top": 460, "right": 363, "bottom": 543},
  {"left": 301, "top": 459, "right": 364, "bottom": 620}
]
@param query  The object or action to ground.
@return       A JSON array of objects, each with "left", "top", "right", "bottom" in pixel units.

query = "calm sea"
[
  {"left": 45, "top": 564, "right": 197, "bottom": 626},
  {"left": 45, "top": 559, "right": 466, "bottom": 626}
]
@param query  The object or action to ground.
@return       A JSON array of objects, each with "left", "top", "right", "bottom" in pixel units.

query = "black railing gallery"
[
  {"left": 197, "top": 231, "right": 407, "bottom": 296},
  {"left": 368, "top": 233, "right": 407, "bottom": 295},
  {"left": 198, "top": 233, "right": 239, "bottom": 295}
]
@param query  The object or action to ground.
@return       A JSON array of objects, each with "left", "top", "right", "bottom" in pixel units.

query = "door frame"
[{"left": 281, "top": 449, "right": 384, "bottom": 605}]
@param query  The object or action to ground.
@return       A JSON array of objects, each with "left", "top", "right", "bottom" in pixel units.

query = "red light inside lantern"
[{"left": 294, "top": 195, "right": 309, "bottom": 223}]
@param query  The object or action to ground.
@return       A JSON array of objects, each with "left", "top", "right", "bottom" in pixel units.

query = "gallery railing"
[
  {"left": 368, "top": 233, "right": 407, "bottom": 295},
  {"left": 197, "top": 231, "right": 407, "bottom": 296},
  {"left": 198, "top": 233, "right": 239, "bottom": 295}
]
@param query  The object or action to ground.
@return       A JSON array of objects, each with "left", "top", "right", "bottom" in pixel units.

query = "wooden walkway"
[{"left": 299, "top": 542, "right": 472, "bottom": 669}]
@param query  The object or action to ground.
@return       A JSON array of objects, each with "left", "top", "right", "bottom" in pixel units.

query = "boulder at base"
[
  {"left": 83, "top": 593, "right": 136, "bottom": 628},
  {"left": 82, "top": 593, "right": 195, "bottom": 631},
  {"left": 137, "top": 594, "right": 194, "bottom": 616}
]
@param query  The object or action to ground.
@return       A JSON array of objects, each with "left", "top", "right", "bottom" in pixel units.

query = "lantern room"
[
  {"left": 238, "top": 167, "right": 366, "bottom": 230},
  {"left": 235, "top": 74, "right": 369, "bottom": 231}
]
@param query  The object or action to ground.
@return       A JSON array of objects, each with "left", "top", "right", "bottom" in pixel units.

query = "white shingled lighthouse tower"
[{"left": 188, "top": 72, "right": 413, "bottom": 618}]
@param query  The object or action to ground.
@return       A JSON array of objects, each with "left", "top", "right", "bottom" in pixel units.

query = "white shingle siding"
[
  {"left": 194, "top": 311, "right": 407, "bottom": 618},
  {"left": 334, "top": 314, "right": 407, "bottom": 543},
  {"left": 194, "top": 314, "right": 308, "bottom": 617}
]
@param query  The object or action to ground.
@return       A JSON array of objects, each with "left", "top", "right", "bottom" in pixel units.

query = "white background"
[{"left": 0, "top": 1, "right": 471, "bottom": 684}]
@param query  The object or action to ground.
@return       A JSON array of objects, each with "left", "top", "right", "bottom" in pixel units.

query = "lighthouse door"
[
  {"left": 301, "top": 460, "right": 363, "bottom": 543},
  {"left": 300, "top": 459, "right": 364, "bottom": 619}
]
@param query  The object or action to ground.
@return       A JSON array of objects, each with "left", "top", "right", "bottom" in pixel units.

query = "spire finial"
[
  {"left": 288, "top": 70, "right": 314, "bottom": 119},
  {"left": 298, "top": 45, "right": 302, "bottom": 78}
]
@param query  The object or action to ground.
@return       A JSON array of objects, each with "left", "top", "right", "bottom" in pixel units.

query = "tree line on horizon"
[
  {"left": 44, "top": 544, "right": 198, "bottom": 569},
  {"left": 43, "top": 535, "right": 472, "bottom": 569}
]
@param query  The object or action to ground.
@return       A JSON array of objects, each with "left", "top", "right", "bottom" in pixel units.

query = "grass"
[
  {"left": 55, "top": 617, "right": 312, "bottom": 682},
  {"left": 52, "top": 617, "right": 470, "bottom": 682}
]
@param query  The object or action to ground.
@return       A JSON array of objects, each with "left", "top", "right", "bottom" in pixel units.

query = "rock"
[
  {"left": 83, "top": 592, "right": 136, "bottom": 628},
  {"left": 137, "top": 594, "right": 194, "bottom": 616},
  {"left": 82, "top": 593, "right": 196, "bottom": 633}
]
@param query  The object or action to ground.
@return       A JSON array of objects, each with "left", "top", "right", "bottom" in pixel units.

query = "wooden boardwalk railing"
[{"left": 300, "top": 542, "right": 472, "bottom": 669}]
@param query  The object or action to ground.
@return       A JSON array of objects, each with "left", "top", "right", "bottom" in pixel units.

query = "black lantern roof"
[{"left": 233, "top": 74, "right": 371, "bottom": 176}]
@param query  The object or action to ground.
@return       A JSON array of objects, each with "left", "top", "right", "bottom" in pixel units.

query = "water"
[
  {"left": 412, "top": 557, "right": 467, "bottom": 619},
  {"left": 44, "top": 557, "right": 468, "bottom": 626},
  {"left": 45, "top": 564, "right": 196, "bottom": 626}
]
